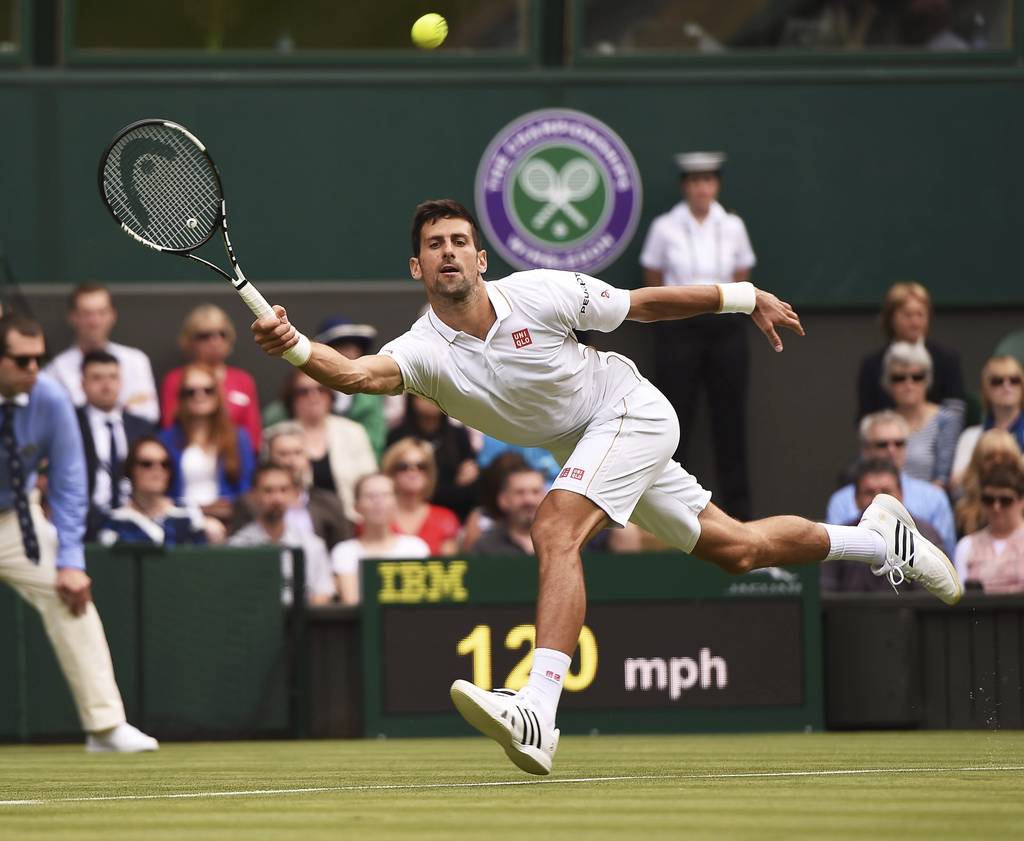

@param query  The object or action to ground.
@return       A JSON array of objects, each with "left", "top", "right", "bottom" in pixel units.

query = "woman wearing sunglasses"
[
  {"left": 954, "top": 429, "right": 1023, "bottom": 537},
  {"left": 881, "top": 341, "right": 963, "bottom": 487},
  {"left": 159, "top": 304, "right": 261, "bottom": 451},
  {"left": 158, "top": 364, "right": 254, "bottom": 523},
  {"left": 951, "top": 355, "right": 1024, "bottom": 492},
  {"left": 381, "top": 437, "right": 459, "bottom": 556},
  {"left": 98, "top": 437, "right": 223, "bottom": 546},
  {"left": 954, "top": 463, "right": 1024, "bottom": 593}
]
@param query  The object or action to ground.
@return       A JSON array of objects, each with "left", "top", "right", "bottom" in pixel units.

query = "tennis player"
[{"left": 251, "top": 199, "right": 961, "bottom": 775}]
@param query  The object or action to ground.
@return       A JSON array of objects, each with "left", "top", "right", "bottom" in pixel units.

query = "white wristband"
[
  {"left": 282, "top": 332, "right": 312, "bottom": 367},
  {"left": 716, "top": 281, "right": 757, "bottom": 315}
]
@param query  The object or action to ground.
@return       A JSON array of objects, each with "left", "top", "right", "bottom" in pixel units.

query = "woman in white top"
[
  {"left": 881, "top": 342, "right": 963, "bottom": 487},
  {"left": 951, "top": 355, "right": 1024, "bottom": 492},
  {"left": 639, "top": 151, "right": 757, "bottom": 520},
  {"left": 332, "top": 473, "right": 429, "bottom": 605}
]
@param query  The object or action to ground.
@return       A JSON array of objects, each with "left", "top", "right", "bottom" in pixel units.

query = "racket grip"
[{"left": 237, "top": 280, "right": 312, "bottom": 367}]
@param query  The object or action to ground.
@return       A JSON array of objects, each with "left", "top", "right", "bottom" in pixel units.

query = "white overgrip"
[{"left": 236, "top": 280, "right": 311, "bottom": 367}]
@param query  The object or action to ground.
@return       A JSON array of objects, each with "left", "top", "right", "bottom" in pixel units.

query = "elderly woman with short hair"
[{"left": 882, "top": 341, "right": 963, "bottom": 487}]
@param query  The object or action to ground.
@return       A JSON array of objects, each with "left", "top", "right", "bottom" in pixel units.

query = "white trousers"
[{"left": 0, "top": 506, "right": 125, "bottom": 733}]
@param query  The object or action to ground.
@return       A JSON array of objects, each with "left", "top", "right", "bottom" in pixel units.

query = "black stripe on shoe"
[
  {"left": 908, "top": 529, "right": 915, "bottom": 567},
  {"left": 527, "top": 709, "right": 542, "bottom": 748},
  {"left": 492, "top": 689, "right": 516, "bottom": 696},
  {"left": 519, "top": 706, "right": 531, "bottom": 747}
]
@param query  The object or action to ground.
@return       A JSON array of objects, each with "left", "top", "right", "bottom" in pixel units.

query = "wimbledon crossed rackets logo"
[{"left": 476, "top": 109, "right": 642, "bottom": 274}]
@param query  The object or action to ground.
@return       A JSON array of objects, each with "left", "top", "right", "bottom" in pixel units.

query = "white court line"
[{"left": 2, "top": 765, "right": 1023, "bottom": 807}]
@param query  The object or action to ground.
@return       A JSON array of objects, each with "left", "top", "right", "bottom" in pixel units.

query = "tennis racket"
[{"left": 98, "top": 118, "right": 308, "bottom": 365}]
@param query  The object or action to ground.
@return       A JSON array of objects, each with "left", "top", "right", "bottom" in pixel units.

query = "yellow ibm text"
[
  {"left": 377, "top": 561, "right": 469, "bottom": 603},
  {"left": 456, "top": 624, "right": 598, "bottom": 692}
]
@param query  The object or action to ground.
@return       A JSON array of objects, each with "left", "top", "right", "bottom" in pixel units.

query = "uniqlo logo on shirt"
[
  {"left": 512, "top": 328, "right": 533, "bottom": 348},
  {"left": 570, "top": 468, "right": 585, "bottom": 480},
  {"left": 559, "top": 467, "right": 571, "bottom": 479}
]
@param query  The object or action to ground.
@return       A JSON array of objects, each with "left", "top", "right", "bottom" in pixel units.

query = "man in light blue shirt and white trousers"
[{"left": 0, "top": 312, "right": 156, "bottom": 751}]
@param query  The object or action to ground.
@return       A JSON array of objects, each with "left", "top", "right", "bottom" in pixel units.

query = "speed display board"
[{"left": 360, "top": 553, "right": 822, "bottom": 737}]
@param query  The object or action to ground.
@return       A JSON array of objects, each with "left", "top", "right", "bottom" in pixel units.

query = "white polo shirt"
[
  {"left": 379, "top": 270, "right": 638, "bottom": 448},
  {"left": 639, "top": 200, "right": 756, "bottom": 286}
]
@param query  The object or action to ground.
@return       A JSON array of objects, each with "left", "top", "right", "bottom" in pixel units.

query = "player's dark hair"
[
  {"left": 852, "top": 457, "right": 902, "bottom": 489},
  {"left": 81, "top": 349, "right": 119, "bottom": 372},
  {"left": 68, "top": 283, "right": 112, "bottom": 311},
  {"left": 410, "top": 199, "right": 482, "bottom": 256},
  {"left": 0, "top": 312, "right": 44, "bottom": 354},
  {"left": 979, "top": 463, "right": 1024, "bottom": 497}
]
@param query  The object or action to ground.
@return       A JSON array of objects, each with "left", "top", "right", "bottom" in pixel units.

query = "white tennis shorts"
[{"left": 547, "top": 380, "right": 712, "bottom": 552}]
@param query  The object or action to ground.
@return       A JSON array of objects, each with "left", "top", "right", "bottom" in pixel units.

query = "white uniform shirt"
[
  {"left": 379, "top": 270, "right": 637, "bottom": 449},
  {"left": 45, "top": 341, "right": 160, "bottom": 423},
  {"left": 85, "top": 405, "right": 129, "bottom": 508},
  {"left": 639, "top": 200, "right": 756, "bottom": 286}
]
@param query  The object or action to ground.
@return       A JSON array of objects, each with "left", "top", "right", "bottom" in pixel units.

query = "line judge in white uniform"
[
  {"left": 640, "top": 151, "right": 756, "bottom": 520},
  {"left": 250, "top": 199, "right": 962, "bottom": 777}
]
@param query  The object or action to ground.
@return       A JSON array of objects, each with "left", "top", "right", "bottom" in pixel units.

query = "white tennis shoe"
[
  {"left": 859, "top": 493, "right": 963, "bottom": 605},
  {"left": 85, "top": 722, "right": 159, "bottom": 753},
  {"left": 450, "top": 681, "right": 559, "bottom": 775}
]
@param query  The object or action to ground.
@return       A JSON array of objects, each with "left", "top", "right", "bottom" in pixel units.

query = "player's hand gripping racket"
[{"left": 98, "top": 118, "right": 310, "bottom": 365}]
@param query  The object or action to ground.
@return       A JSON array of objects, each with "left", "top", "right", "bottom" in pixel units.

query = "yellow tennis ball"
[{"left": 411, "top": 13, "right": 448, "bottom": 49}]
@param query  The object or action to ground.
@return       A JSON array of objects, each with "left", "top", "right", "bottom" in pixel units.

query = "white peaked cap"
[{"left": 674, "top": 151, "right": 727, "bottom": 174}]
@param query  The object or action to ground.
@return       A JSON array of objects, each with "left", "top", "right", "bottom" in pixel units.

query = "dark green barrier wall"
[
  {"left": 0, "top": 546, "right": 291, "bottom": 742},
  {"left": 3, "top": 67, "right": 1024, "bottom": 306}
]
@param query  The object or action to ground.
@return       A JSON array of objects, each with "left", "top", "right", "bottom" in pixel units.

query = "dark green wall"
[{"left": 3, "top": 66, "right": 1024, "bottom": 306}]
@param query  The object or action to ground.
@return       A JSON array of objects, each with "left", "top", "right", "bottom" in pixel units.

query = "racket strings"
[{"left": 102, "top": 124, "right": 221, "bottom": 251}]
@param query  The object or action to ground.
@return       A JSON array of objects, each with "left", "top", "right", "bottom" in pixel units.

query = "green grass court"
[{"left": 1, "top": 732, "right": 1022, "bottom": 840}]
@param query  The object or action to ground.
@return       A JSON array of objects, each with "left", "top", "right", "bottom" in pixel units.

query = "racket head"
[{"left": 98, "top": 119, "right": 225, "bottom": 254}]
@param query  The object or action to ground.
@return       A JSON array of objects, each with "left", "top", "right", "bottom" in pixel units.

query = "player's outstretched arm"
[
  {"left": 250, "top": 306, "right": 403, "bottom": 395},
  {"left": 626, "top": 283, "right": 804, "bottom": 352}
]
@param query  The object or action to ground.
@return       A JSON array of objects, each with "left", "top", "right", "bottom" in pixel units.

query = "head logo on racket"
[{"left": 475, "top": 108, "right": 642, "bottom": 274}]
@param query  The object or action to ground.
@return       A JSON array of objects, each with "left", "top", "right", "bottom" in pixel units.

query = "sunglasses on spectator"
[
  {"left": 989, "top": 375, "right": 1023, "bottom": 387},
  {"left": 294, "top": 385, "right": 329, "bottom": 398},
  {"left": 394, "top": 461, "right": 428, "bottom": 473},
  {"left": 981, "top": 493, "right": 1019, "bottom": 508},
  {"left": 4, "top": 353, "right": 46, "bottom": 370},
  {"left": 181, "top": 385, "right": 217, "bottom": 398},
  {"left": 193, "top": 330, "right": 227, "bottom": 342},
  {"left": 869, "top": 439, "right": 907, "bottom": 450},
  {"left": 136, "top": 458, "right": 170, "bottom": 470},
  {"left": 889, "top": 372, "right": 927, "bottom": 384}
]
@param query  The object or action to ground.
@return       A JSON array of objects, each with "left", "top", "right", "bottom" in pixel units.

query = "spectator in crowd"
[
  {"left": 826, "top": 410, "right": 955, "bottom": 554},
  {"left": 159, "top": 363, "right": 254, "bottom": 523},
  {"left": 387, "top": 394, "right": 479, "bottom": 521},
  {"left": 332, "top": 472, "right": 429, "bottom": 605},
  {"left": 462, "top": 451, "right": 530, "bottom": 552},
  {"left": 160, "top": 305, "right": 261, "bottom": 450},
  {"left": 821, "top": 459, "right": 942, "bottom": 593},
  {"left": 477, "top": 434, "right": 561, "bottom": 484},
  {"left": 881, "top": 341, "right": 963, "bottom": 486},
  {"left": 262, "top": 316, "right": 394, "bottom": 458},
  {"left": 382, "top": 437, "right": 459, "bottom": 556},
  {"left": 267, "top": 369, "right": 376, "bottom": 523},
  {"left": 0, "top": 313, "right": 157, "bottom": 751},
  {"left": 232, "top": 422, "right": 352, "bottom": 552},
  {"left": 954, "top": 428, "right": 1023, "bottom": 537},
  {"left": 98, "top": 437, "right": 221, "bottom": 547},
  {"left": 639, "top": 151, "right": 757, "bottom": 520},
  {"left": 44, "top": 284, "right": 159, "bottom": 423},
  {"left": 856, "top": 281, "right": 964, "bottom": 421},
  {"left": 951, "top": 355, "right": 1024, "bottom": 490},
  {"left": 474, "top": 466, "right": 546, "bottom": 555},
  {"left": 228, "top": 464, "right": 336, "bottom": 606},
  {"left": 75, "top": 351, "right": 155, "bottom": 540},
  {"left": 954, "top": 463, "right": 1024, "bottom": 593}
]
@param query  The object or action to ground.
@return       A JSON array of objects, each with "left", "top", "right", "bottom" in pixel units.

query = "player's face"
[
  {"left": 69, "top": 291, "right": 116, "bottom": 347},
  {"left": 0, "top": 331, "right": 46, "bottom": 397},
  {"left": 356, "top": 475, "right": 398, "bottom": 527},
  {"left": 891, "top": 298, "right": 929, "bottom": 343},
  {"left": 855, "top": 472, "right": 901, "bottom": 513},
  {"left": 409, "top": 217, "right": 487, "bottom": 302},
  {"left": 82, "top": 362, "right": 121, "bottom": 412}
]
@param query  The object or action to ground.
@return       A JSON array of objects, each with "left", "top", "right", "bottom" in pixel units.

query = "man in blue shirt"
[
  {"left": 826, "top": 410, "right": 956, "bottom": 554},
  {"left": 0, "top": 313, "right": 157, "bottom": 752}
]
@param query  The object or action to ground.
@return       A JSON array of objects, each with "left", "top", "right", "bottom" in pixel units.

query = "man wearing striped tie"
[{"left": 0, "top": 312, "right": 156, "bottom": 752}]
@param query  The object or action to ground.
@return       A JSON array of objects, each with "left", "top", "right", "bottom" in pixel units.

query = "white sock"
[
  {"left": 523, "top": 647, "right": 571, "bottom": 726},
  {"left": 821, "top": 523, "right": 886, "bottom": 564}
]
